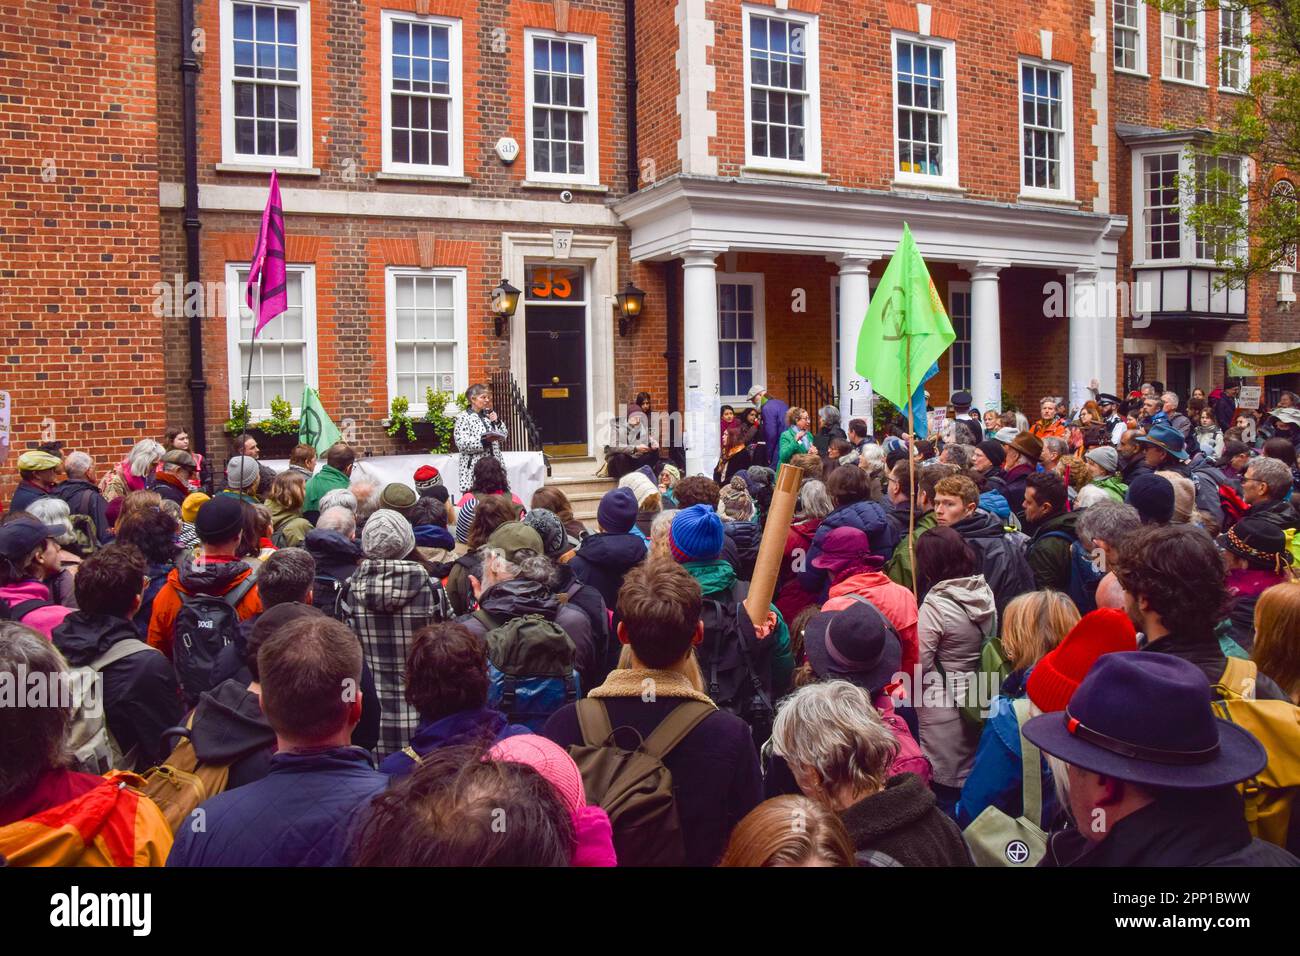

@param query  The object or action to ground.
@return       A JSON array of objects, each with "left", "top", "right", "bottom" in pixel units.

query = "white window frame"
[
  {"left": 890, "top": 32, "right": 960, "bottom": 189},
  {"left": 741, "top": 4, "right": 822, "bottom": 174},
  {"left": 224, "top": 262, "right": 318, "bottom": 418},
  {"left": 1130, "top": 145, "right": 1247, "bottom": 267},
  {"left": 948, "top": 281, "right": 972, "bottom": 394},
  {"left": 380, "top": 10, "right": 464, "bottom": 177},
  {"left": 384, "top": 267, "right": 469, "bottom": 415},
  {"left": 1218, "top": 4, "right": 1250, "bottom": 94},
  {"left": 1113, "top": 0, "right": 1148, "bottom": 76},
  {"left": 219, "top": 0, "right": 314, "bottom": 169},
  {"left": 523, "top": 28, "right": 600, "bottom": 186},
  {"left": 1018, "top": 58, "right": 1074, "bottom": 201},
  {"left": 1160, "top": 4, "right": 1206, "bottom": 87},
  {"left": 716, "top": 272, "right": 766, "bottom": 406}
]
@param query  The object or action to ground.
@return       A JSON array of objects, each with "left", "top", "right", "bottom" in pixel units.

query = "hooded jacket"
[
  {"left": 305, "top": 528, "right": 365, "bottom": 584},
  {"left": 379, "top": 707, "right": 530, "bottom": 778},
  {"left": 1223, "top": 568, "right": 1289, "bottom": 652},
  {"left": 303, "top": 463, "right": 351, "bottom": 517},
  {"left": 147, "top": 553, "right": 263, "bottom": 660},
  {"left": 884, "top": 509, "right": 939, "bottom": 592},
  {"left": 347, "top": 558, "right": 437, "bottom": 759},
  {"left": 166, "top": 746, "right": 387, "bottom": 867},
  {"left": 8, "top": 479, "right": 52, "bottom": 514},
  {"left": 459, "top": 577, "right": 596, "bottom": 692},
  {"left": 0, "top": 578, "right": 73, "bottom": 638},
  {"left": 801, "top": 500, "right": 900, "bottom": 594},
  {"left": 154, "top": 470, "right": 190, "bottom": 508},
  {"left": 823, "top": 569, "right": 920, "bottom": 680},
  {"left": 266, "top": 498, "right": 313, "bottom": 548},
  {"left": 0, "top": 769, "right": 173, "bottom": 866},
  {"left": 1090, "top": 474, "right": 1128, "bottom": 503},
  {"left": 188, "top": 678, "right": 278, "bottom": 790},
  {"left": 915, "top": 575, "right": 997, "bottom": 788},
  {"left": 950, "top": 509, "right": 1035, "bottom": 615},
  {"left": 956, "top": 668, "right": 1061, "bottom": 829},
  {"left": 1001, "top": 462, "right": 1035, "bottom": 514},
  {"left": 1026, "top": 510, "right": 1079, "bottom": 591},
  {"left": 723, "top": 519, "right": 762, "bottom": 582},
  {"left": 1042, "top": 786, "right": 1299, "bottom": 867},
  {"left": 569, "top": 531, "right": 647, "bottom": 611},
  {"left": 52, "top": 611, "right": 184, "bottom": 769},
  {"left": 52, "top": 477, "right": 110, "bottom": 545},
  {"left": 1244, "top": 496, "right": 1300, "bottom": 533},
  {"left": 839, "top": 772, "right": 974, "bottom": 867}
]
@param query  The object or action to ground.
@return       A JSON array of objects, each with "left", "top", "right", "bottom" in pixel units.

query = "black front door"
[{"left": 525, "top": 303, "right": 587, "bottom": 454}]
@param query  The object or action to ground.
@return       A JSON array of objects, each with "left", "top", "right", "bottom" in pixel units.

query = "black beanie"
[{"left": 976, "top": 439, "right": 1006, "bottom": 469}]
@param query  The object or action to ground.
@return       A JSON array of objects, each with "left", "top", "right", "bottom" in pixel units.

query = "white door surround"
[{"left": 501, "top": 232, "right": 619, "bottom": 459}]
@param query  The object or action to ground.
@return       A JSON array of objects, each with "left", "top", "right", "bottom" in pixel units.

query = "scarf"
[{"left": 587, "top": 667, "right": 717, "bottom": 706}]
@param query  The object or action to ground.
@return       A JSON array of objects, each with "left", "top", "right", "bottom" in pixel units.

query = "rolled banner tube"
[{"left": 744, "top": 462, "right": 804, "bottom": 627}]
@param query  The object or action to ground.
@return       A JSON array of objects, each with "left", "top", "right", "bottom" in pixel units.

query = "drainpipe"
[
  {"left": 180, "top": 0, "right": 207, "bottom": 457},
  {"left": 625, "top": 0, "right": 638, "bottom": 194}
]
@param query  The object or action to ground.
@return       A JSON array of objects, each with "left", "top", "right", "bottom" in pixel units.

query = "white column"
[
  {"left": 836, "top": 254, "right": 875, "bottom": 427},
  {"left": 1069, "top": 267, "right": 1100, "bottom": 413},
  {"left": 969, "top": 262, "right": 1005, "bottom": 415},
  {"left": 681, "top": 249, "right": 722, "bottom": 478},
  {"left": 1095, "top": 264, "right": 1119, "bottom": 396}
]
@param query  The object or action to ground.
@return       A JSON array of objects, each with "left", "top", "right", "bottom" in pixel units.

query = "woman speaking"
[{"left": 453, "top": 382, "right": 509, "bottom": 492}]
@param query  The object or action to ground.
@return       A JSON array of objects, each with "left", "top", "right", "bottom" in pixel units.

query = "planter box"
[
  {"left": 229, "top": 428, "right": 300, "bottom": 459},
  {"left": 386, "top": 419, "right": 451, "bottom": 452}
]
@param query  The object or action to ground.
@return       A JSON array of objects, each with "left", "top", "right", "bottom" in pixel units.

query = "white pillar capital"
[
  {"left": 679, "top": 247, "right": 724, "bottom": 269},
  {"left": 967, "top": 261, "right": 1008, "bottom": 282},
  {"left": 831, "top": 251, "right": 878, "bottom": 275}
]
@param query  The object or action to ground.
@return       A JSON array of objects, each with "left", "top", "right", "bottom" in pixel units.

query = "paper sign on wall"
[{"left": 1237, "top": 385, "right": 1262, "bottom": 410}]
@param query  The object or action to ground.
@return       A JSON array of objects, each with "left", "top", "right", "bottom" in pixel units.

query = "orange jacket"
[
  {"left": 0, "top": 772, "right": 172, "bottom": 867},
  {"left": 1030, "top": 418, "right": 1068, "bottom": 441},
  {"left": 147, "top": 555, "right": 263, "bottom": 659}
]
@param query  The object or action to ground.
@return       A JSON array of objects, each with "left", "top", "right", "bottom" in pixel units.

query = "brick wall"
[{"left": 0, "top": 0, "right": 164, "bottom": 501}]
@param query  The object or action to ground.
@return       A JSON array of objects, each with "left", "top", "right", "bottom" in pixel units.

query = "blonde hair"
[
  {"left": 718, "top": 795, "right": 856, "bottom": 868},
  {"left": 648, "top": 509, "right": 677, "bottom": 561},
  {"left": 1000, "top": 590, "right": 1080, "bottom": 672},
  {"left": 1253, "top": 580, "right": 1300, "bottom": 702}
]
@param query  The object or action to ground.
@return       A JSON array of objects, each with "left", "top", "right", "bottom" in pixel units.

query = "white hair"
[
  {"left": 25, "top": 497, "right": 75, "bottom": 546},
  {"left": 316, "top": 506, "right": 357, "bottom": 539},
  {"left": 63, "top": 451, "right": 93, "bottom": 479},
  {"left": 859, "top": 443, "right": 886, "bottom": 470},
  {"left": 771, "top": 681, "right": 900, "bottom": 798},
  {"left": 797, "top": 479, "right": 833, "bottom": 520},
  {"left": 127, "top": 439, "right": 165, "bottom": 478},
  {"left": 318, "top": 488, "right": 358, "bottom": 513}
]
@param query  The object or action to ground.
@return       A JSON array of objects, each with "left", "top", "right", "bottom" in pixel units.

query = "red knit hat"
[{"left": 1026, "top": 608, "right": 1138, "bottom": 713}]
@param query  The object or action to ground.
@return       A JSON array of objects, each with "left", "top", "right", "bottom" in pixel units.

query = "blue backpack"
[{"left": 473, "top": 609, "right": 580, "bottom": 732}]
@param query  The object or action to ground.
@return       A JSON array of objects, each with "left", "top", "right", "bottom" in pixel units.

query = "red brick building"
[
  {"left": 0, "top": 0, "right": 165, "bottom": 499},
  {"left": 3, "top": 0, "right": 1297, "bottom": 493}
]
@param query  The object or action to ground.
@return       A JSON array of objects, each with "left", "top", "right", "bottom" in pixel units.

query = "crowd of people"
[{"left": 1, "top": 375, "right": 1297, "bottom": 868}]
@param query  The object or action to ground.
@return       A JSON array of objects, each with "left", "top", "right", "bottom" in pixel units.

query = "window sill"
[
  {"left": 216, "top": 162, "right": 321, "bottom": 177},
  {"left": 890, "top": 178, "right": 967, "bottom": 196},
  {"left": 1114, "top": 68, "right": 1150, "bottom": 79},
  {"left": 521, "top": 180, "right": 609, "bottom": 193},
  {"left": 1159, "top": 75, "right": 1207, "bottom": 89},
  {"left": 375, "top": 172, "right": 472, "bottom": 184},
  {"left": 1217, "top": 86, "right": 1249, "bottom": 96},
  {"left": 739, "top": 166, "right": 830, "bottom": 183},
  {"left": 1278, "top": 293, "right": 1297, "bottom": 304},
  {"left": 1018, "top": 193, "right": 1081, "bottom": 208}
]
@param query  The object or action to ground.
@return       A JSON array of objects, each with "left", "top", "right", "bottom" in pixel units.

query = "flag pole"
[
  {"left": 244, "top": 278, "right": 260, "bottom": 401},
  {"left": 906, "top": 333, "right": 918, "bottom": 603}
]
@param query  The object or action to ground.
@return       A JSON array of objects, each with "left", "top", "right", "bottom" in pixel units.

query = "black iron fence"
[
  {"left": 786, "top": 366, "right": 837, "bottom": 417},
  {"left": 489, "top": 369, "right": 549, "bottom": 474}
]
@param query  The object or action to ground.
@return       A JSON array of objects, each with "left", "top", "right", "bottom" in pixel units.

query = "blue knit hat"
[
  {"left": 669, "top": 503, "right": 725, "bottom": 562},
  {"left": 597, "top": 487, "right": 638, "bottom": 534}
]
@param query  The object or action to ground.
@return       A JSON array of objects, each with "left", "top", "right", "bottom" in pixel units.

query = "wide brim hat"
[
  {"left": 1022, "top": 653, "right": 1268, "bottom": 790},
  {"left": 1009, "top": 431, "right": 1042, "bottom": 462},
  {"left": 803, "top": 603, "right": 902, "bottom": 693},
  {"left": 1135, "top": 423, "right": 1189, "bottom": 461},
  {"left": 1268, "top": 406, "right": 1300, "bottom": 427}
]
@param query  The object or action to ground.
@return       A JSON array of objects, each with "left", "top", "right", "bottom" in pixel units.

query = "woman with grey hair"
[
  {"left": 772, "top": 681, "right": 973, "bottom": 866},
  {"left": 24, "top": 497, "right": 80, "bottom": 608},
  {"left": 318, "top": 487, "right": 359, "bottom": 514},
  {"left": 814, "top": 405, "right": 847, "bottom": 457},
  {"left": 101, "top": 439, "right": 165, "bottom": 502},
  {"left": 0, "top": 621, "right": 173, "bottom": 865},
  {"left": 453, "top": 382, "right": 508, "bottom": 493}
]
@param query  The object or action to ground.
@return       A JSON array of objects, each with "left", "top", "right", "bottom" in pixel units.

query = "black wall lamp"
[
  {"left": 490, "top": 278, "right": 521, "bottom": 336},
  {"left": 615, "top": 280, "right": 646, "bottom": 336}
]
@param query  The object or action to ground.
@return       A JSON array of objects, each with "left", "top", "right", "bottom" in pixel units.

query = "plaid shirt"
[{"left": 346, "top": 559, "right": 437, "bottom": 759}]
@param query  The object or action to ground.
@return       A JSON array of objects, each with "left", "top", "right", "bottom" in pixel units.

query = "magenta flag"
[{"left": 246, "top": 170, "right": 288, "bottom": 337}]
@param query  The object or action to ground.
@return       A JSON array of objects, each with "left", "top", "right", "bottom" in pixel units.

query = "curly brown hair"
[
  {"left": 405, "top": 622, "right": 490, "bottom": 721},
  {"left": 1112, "top": 524, "right": 1227, "bottom": 637}
]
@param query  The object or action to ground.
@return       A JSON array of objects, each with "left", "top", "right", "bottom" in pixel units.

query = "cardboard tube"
[{"left": 744, "top": 462, "right": 804, "bottom": 627}]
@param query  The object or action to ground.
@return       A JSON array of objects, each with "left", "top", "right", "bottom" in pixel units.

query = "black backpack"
[
  {"left": 696, "top": 595, "right": 775, "bottom": 747},
  {"left": 174, "top": 575, "right": 258, "bottom": 707},
  {"left": 313, "top": 571, "right": 348, "bottom": 620},
  {"left": 0, "top": 596, "right": 56, "bottom": 623}
]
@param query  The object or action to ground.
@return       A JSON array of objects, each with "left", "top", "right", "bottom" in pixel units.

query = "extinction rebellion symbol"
[{"left": 1005, "top": 840, "right": 1030, "bottom": 864}]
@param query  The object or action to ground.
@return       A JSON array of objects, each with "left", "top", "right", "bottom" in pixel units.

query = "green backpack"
[
  {"left": 936, "top": 615, "right": 1007, "bottom": 728},
  {"left": 963, "top": 697, "right": 1048, "bottom": 867}
]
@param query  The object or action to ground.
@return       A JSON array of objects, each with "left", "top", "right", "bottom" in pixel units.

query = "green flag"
[
  {"left": 299, "top": 386, "right": 341, "bottom": 454},
  {"left": 854, "top": 223, "right": 955, "bottom": 411}
]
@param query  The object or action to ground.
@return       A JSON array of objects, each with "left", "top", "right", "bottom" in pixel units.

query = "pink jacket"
[
  {"left": 822, "top": 571, "right": 921, "bottom": 680},
  {"left": 876, "top": 692, "right": 933, "bottom": 786},
  {"left": 0, "top": 580, "right": 73, "bottom": 639}
]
